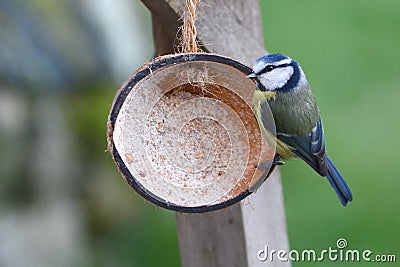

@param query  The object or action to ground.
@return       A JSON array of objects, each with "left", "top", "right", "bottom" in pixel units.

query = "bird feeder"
[{"left": 107, "top": 53, "right": 276, "bottom": 212}]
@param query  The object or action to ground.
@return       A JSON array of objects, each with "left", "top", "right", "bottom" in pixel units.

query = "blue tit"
[{"left": 247, "top": 53, "right": 353, "bottom": 206}]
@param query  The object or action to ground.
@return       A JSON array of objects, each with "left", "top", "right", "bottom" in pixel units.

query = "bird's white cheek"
[{"left": 259, "top": 67, "right": 293, "bottom": 91}]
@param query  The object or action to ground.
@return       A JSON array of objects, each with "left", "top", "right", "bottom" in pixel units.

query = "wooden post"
[{"left": 141, "top": 1, "right": 291, "bottom": 266}]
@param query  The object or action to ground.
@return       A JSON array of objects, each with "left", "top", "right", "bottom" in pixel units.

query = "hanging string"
[{"left": 182, "top": 0, "right": 199, "bottom": 53}]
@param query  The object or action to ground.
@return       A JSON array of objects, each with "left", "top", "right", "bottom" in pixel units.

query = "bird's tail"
[{"left": 326, "top": 156, "right": 353, "bottom": 206}]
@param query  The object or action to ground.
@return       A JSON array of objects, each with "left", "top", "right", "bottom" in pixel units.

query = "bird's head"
[{"left": 247, "top": 54, "right": 304, "bottom": 92}]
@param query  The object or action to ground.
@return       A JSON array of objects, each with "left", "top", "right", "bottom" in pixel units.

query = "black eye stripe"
[{"left": 257, "top": 63, "right": 290, "bottom": 75}]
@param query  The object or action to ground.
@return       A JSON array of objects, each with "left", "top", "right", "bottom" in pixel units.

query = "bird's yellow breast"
[
  {"left": 253, "top": 90, "right": 277, "bottom": 102},
  {"left": 252, "top": 90, "right": 297, "bottom": 159}
]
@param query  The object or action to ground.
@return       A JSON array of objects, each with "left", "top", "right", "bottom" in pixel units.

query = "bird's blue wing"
[{"left": 277, "top": 118, "right": 328, "bottom": 176}]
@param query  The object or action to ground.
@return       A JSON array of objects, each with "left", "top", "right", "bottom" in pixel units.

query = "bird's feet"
[
  {"left": 255, "top": 154, "right": 284, "bottom": 180},
  {"left": 256, "top": 154, "right": 284, "bottom": 169}
]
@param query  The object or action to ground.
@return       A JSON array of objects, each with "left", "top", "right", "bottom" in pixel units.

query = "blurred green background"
[{"left": 0, "top": 0, "right": 398, "bottom": 266}]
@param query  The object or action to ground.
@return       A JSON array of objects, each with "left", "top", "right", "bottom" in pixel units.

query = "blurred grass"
[{"left": 261, "top": 0, "right": 400, "bottom": 266}]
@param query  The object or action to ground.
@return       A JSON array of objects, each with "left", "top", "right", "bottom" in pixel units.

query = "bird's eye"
[{"left": 265, "top": 65, "right": 275, "bottom": 72}]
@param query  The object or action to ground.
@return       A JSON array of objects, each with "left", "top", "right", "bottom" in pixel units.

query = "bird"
[{"left": 247, "top": 53, "right": 353, "bottom": 206}]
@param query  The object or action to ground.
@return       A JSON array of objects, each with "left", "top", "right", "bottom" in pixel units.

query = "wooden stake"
[{"left": 142, "top": 1, "right": 291, "bottom": 266}]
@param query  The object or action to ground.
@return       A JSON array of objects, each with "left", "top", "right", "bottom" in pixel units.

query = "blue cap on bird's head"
[
  {"left": 252, "top": 54, "right": 293, "bottom": 75},
  {"left": 257, "top": 54, "right": 290, "bottom": 64}
]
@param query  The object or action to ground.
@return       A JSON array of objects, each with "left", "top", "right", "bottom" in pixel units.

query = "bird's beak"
[{"left": 246, "top": 72, "right": 256, "bottom": 79}]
